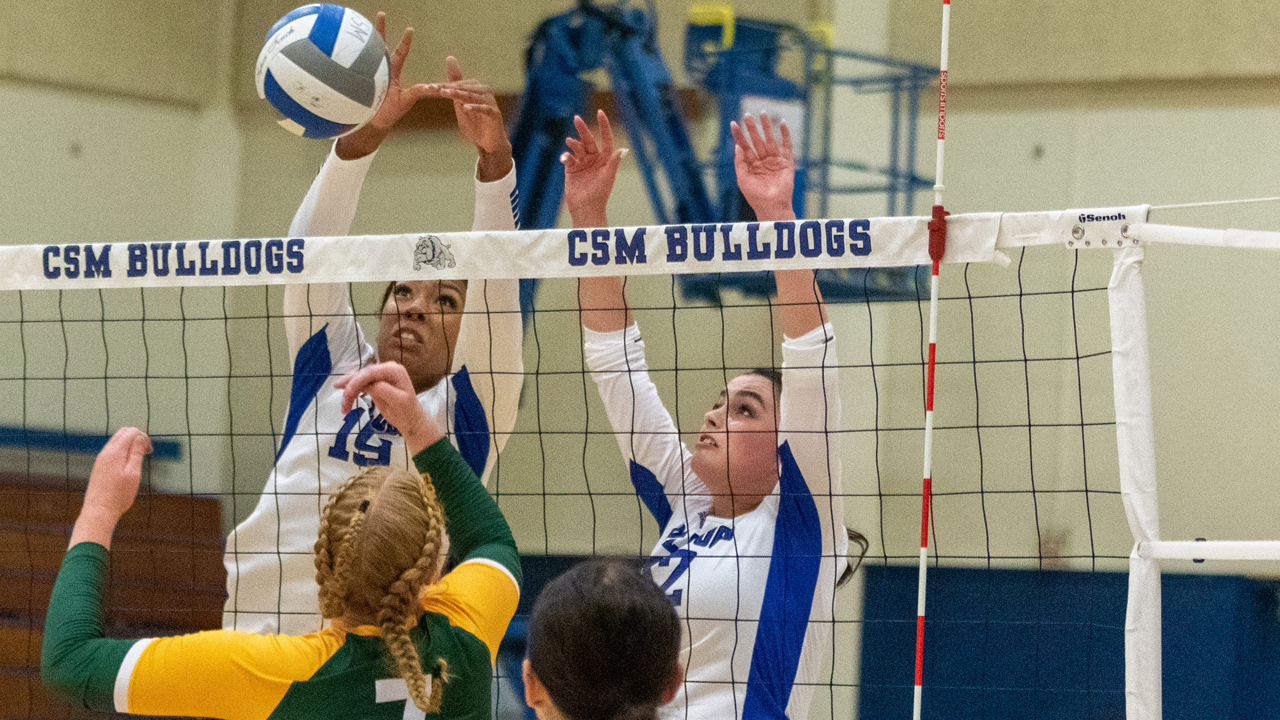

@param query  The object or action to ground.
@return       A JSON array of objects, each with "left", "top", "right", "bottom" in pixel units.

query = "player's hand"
[
  {"left": 335, "top": 12, "right": 432, "bottom": 160},
  {"left": 335, "top": 362, "right": 444, "bottom": 455},
  {"left": 731, "top": 114, "right": 796, "bottom": 221},
  {"left": 426, "top": 56, "right": 514, "bottom": 181},
  {"left": 70, "top": 427, "right": 152, "bottom": 549},
  {"left": 563, "top": 110, "right": 627, "bottom": 228}
]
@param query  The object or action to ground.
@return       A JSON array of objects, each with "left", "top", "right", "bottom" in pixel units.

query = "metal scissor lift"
[{"left": 508, "top": 1, "right": 939, "bottom": 304}]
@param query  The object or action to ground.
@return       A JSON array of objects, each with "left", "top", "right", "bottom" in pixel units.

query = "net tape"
[{"left": 0, "top": 206, "right": 1162, "bottom": 290}]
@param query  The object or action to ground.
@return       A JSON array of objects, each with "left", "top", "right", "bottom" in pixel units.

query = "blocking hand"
[
  {"left": 562, "top": 110, "right": 627, "bottom": 227},
  {"left": 335, "top": 362, "right": 444, "bottom": 454},
  {"left": 84, "top": 427, "right": 152, "bottom": 526},
  {"left": 335, "top": 12, "right": 432, "bottom": 159},
  {"left": 730, "top": 114, "right": 796, "bottom": 222}
]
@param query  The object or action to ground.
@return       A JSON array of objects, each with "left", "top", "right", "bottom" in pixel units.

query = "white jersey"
[
  {"left": 223, "top": 145, "right": 523, "bottom": 635},
  {"left": 584, "top": 322, "right": 846, "bottom": 720}
]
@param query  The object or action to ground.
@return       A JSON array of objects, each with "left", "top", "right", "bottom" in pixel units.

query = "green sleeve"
[
  {"left": 41, "top": 542, "right": 141, "bottom": 712},
  {"left": 414, "top": 438, "right": 522, "bottom": 588}
]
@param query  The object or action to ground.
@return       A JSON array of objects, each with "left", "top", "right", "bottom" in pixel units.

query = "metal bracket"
[{"left": 1066, "top": 221, "right": 1141, "bottom": 249}]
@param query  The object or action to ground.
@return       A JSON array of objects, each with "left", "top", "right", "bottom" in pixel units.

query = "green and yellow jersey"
[{"left": 42, "top": 439, "right": 521, "bottom": 720}]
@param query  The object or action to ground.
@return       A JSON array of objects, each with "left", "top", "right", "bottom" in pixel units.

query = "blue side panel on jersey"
[
  {"left": 307, "top": 3, "right": 346, "bottom": 56},
  {"left": 266, "top": 3, "right": 322, "bottom": 39},
  {"left": 451, "top": 366, "right": 491, "bottom": 479},
  {"left": 263, "top": 70, "right": 355, "bottom": 139},
  {"left": 277, "top": 325, "right": 333, "bottom": 462},
  {"left": 742, "top": 441, "right": 822, "bottom": 720},
  {"left": 629, "top": 460, "right": 672, "bottom": 528}
]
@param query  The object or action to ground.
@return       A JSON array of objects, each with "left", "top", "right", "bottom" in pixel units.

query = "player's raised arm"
[
  {"left": 284, "top": 14, "right": 431, "bottom": 366},
  {"left": 734, "top": 113, "right": 845, "bottom": 575},
  {"left": 42, "top": 429, "right": 152, "bottom": 710},
  {"left": 568, "top": 110, "right": 631, "bottom": 333},
  {"left": 731, "top": 114, "right": 829, "bottom": 339},
  {"left": 570, "top": 112, "right": 704, "bottom": 518},
  {"left": 425, "top": 57, "right": 525, "bottom": 478},
  {"left": 336, "top": 362, "right": 521, "bottom": 654}
]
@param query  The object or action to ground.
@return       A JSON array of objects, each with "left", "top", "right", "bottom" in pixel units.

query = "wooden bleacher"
[{"left": 0, "top": 472, "right": 226, "bottom": 720}]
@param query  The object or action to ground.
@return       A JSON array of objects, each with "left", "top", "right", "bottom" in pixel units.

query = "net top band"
[{"left": 0, "top": 207, "right": 1151, "bottom": 291}]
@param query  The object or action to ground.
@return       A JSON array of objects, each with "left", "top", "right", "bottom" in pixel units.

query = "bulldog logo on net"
[{"left": 413, "top": 234, "right": 456, "bottom": 271}]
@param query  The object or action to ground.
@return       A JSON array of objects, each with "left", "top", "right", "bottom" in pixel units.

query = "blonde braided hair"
[{"left": 313, "top": 466, "right": 449, "bottom": 713}]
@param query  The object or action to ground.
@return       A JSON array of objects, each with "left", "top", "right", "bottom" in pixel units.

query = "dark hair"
[
  {"left": 528, "top": 558, "right": 681, "bottom": 720},
  {"left": 748, "top": 367, "right": 783, "bottom": 397}
]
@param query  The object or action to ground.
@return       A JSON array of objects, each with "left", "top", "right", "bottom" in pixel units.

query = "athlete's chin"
[{"left": 690, "top": 452, "right": 722, "bottom": 484}]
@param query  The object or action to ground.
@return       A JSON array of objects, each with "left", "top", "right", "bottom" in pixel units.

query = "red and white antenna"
[{"left": 914, "top": 1, "right": 950, "bottom": 719}]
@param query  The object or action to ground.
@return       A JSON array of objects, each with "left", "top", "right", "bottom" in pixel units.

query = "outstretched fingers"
[
  {"left": 446, "top": 55, "right": 463, "bottom": 84},
  {"left": 777, "top": 119, "right": 794, "bottom": 163},
  {"left": 573, "top": 114, "right": 600, "bottom": 155},
  {"left": 595, "top": 109, "right": 615, "bottom": 154},
  {"left": 758, "top": 114, "right": 780, "bottom": 157},
  {"left": 389, "top": 27, "right": 415, "bottom": 79},
  {"left": 744, "top": 114, "right": 770, "bottom": 159},
  {"left": 730, "top": 120, "right": 754, "bottom": 159}
]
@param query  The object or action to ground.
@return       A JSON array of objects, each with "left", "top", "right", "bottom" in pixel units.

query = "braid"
[
  {"left": 377, "top": 471, "right": 448, "bottom": 713},
  {"left": 314, "top": 474, "right": 363, "bottom": 619},
  {"left": 328, "top": 511, "right": 367, "bottom": 616}
]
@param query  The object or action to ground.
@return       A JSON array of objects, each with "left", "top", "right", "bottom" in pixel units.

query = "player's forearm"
[
  {"left": 776, "top": 269, "right": 828, "bottom": 339},
  {"left": 42, "top": 543, "right": 138, "bottom": 712},
  {"left": 578, "top": 277, "right": 632, "bottom": 332},
  {"left": 289, "top": 144, "right": 376, "bottom": 237},
  {"left": 477, "top": 145, "right": 514, "bottom": 184},
  {"left": 413, "top": 439, "right": 521, "bottom": 586},
  {"left": 472, "top": 164, "right": 518, "bottom": 231}
]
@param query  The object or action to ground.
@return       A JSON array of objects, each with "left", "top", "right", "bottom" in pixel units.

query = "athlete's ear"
[
  {"left": 523, "top": 658, "right": 550, "bottom": 711},
  {"left": 661, "top": 663, "right": 685, "bottom": 704}
]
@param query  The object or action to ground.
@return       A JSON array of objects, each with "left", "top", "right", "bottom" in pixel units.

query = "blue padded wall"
[{"left": 859, "top": 566, "right": 1279, "bottom": 720}]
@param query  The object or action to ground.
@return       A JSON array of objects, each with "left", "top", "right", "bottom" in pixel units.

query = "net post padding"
[{"left": 1107, "top": 246, "right": 1161, "bottom": 720}]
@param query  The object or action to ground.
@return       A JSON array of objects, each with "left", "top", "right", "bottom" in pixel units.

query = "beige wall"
[
  {"left": 889, "top": 0, "right": 1280, "bottom": 86},
  {"left": 0, "top": 1, "right": 216, "bottom": 106}
]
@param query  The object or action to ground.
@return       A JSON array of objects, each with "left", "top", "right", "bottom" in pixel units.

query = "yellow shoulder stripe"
[
  {"left": 127, "top": 628, "right": 346, "bottom": 720},
  {"left": 420, "top": 559, "right": 520, "bottom": 663}
]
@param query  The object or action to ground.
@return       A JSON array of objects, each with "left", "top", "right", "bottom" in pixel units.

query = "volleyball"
[{"left": 255, "top": 4, "right": 390, "bottom": 139}]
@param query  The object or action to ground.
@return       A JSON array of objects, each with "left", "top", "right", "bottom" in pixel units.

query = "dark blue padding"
[
  {"left": 629, "top": 460, "right": 672, "bottom": 528},
  {"left": 858, "top": 566, "right": 1280, "bottom": 720},
  {"left": 307, "top": 3, "right": 346, "bottom": 56},
  {"left": 450, "top": 366, "right": 490, "bottom": 479},
  {"left": 742, "top": 441, "right": 822, "bottom": 720},
  {"left": 277, "top": 325, "right": 332, "bottom": 462},
  {"left": 0, "top": 426, "right": 182, "bottom": 460},
  {"left": 262, "top": 70, "right": 355, "bottom": 139}
]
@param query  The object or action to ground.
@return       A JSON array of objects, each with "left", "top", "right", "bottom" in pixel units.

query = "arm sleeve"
[
  {"left": 413, "top": 438, "right": 521, "bottom": 587},
  {"left": 449, "top": 165, "right": 524, "bottom": 487},
  {"left": 43, "top": 544, "right": 339, "bottom": 720},
  {"left": 420, "top": 561, "right": 520, "bottom": 664},
  {"left": 283, "top": 143, "right": 379, "bottom": 373},
  {"left": 583, "top": 324, "right": 706, "bottom": 526},
  {"left": 40, "top": 543, "right": 139, "bottom": 712},
  {"left": 778, "top": 322, "right": 846, "bottom": 558},
  {"left": 118, "top": 629, "right": 341, "bottom": 720}
]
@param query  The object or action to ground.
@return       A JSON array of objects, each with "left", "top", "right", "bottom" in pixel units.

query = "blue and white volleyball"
[{"left": 255, "top": 4, "right": 389, "bottom": 139}]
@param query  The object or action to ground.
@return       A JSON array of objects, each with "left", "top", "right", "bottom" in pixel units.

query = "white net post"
[{"left": 1107, "top": 246, "right": 1162, "bottom": 720}]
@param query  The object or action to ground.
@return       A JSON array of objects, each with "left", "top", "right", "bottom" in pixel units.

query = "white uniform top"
[
  {"left": 223, "top": 145, "right": 523, "bottom": 635},
  {"left": 584, "top": 322, "right": 847, "bottom": 720}
]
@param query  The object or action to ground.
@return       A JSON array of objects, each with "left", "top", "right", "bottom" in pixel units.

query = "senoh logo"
[{"left": 1078, "top": 212, "right": 1126, "bottom": 223}]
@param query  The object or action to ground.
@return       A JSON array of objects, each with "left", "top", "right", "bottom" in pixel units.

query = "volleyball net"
[{"left": 2, "top": 210, "right": 1279, "bottom": 720}]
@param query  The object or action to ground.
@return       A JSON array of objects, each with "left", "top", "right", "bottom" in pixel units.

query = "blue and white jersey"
[
  {"left": 223, "top": 145, "right": 523, "bottom": 636},
  {"left": 585, "top": 322, "right": 846, "bottom": 720}
]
